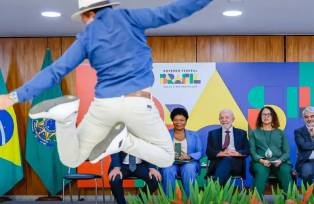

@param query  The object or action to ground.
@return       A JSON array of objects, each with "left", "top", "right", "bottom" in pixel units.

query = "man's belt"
[{"left": 126, "top": 91, "right": 151, "bottom": 99}]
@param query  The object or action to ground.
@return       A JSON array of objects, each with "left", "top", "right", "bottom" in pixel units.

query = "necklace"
[{"left": 262, "top": 128, "right": 273, "bottom": 159}]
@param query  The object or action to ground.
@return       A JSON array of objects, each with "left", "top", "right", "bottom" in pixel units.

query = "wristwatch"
[{"left": 8, "top": 91, "right": 19, "bottom": 103}]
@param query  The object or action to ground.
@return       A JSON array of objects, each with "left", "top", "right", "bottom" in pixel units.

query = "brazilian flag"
[
  {"left": 0, "top": 71, "right": 23, "bottom": 195},
  {"left": 25, "top": 49, "right": 71, "bottom": 195}
]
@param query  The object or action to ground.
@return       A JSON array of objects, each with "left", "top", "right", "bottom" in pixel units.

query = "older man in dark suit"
[
  {"left": 206, "top": 109, "right": 250, "bottom": 185},
  {"left": 295, "top": 106, "right": 314, "bottom": 185},
  {"left": 108, "top": 152, "right": 161, "bottom": 204}
]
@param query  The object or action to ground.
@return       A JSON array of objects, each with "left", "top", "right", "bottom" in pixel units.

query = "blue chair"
[{"left": 62, "top": 160, "right": 105, "bottom": 203}]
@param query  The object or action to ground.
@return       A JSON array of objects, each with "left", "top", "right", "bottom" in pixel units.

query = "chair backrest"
[
  {"left": 197, "top": 125, "right": 221, "bottom": 157},
  {"left": 76, "top": 159, "right": 107, "bottom": 188},
  {"left": 76, "top": 160, "right": 105, "bottom": 176}
]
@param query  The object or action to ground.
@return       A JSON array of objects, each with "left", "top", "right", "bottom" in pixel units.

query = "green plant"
[
  {"left": 272, "top": 185, "right": 285, "bottom": 204},
  {"left": 127, "top": 179, "right": 264, "bottom": 204},
  {"left": 286, "top": 182, "right": 300, "bottom": 204},
  {"left": 272, "top": 182, "right": 314, "bottom": 204},
  {"left": 127, "top": 179, "right": 313, "bottom": 204},
  {"left": 301, "top": 183, "right": 313, "bottom": 204}
]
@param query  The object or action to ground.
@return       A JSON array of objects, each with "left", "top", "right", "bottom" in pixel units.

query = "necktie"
[
  {"left": 129, "top": 155, "right": 136, "bottom": 172},
  {"left": 223, "top": 130, "right": 230, "bottom": 150}
]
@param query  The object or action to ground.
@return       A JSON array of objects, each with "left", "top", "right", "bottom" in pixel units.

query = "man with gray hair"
[
  {"left": 294, "top": 106, "right": 314, "bottom": 185},
  {"left": 206, "top": 109, "right": 250, "bottom": 185}
]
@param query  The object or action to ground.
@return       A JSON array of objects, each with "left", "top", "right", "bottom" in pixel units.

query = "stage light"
[
  {"left": 223, "top": 10, "right": 242, "bottom": 17},
  {"left": 41, "top": 11, "right": 61, "bottom": 18}
]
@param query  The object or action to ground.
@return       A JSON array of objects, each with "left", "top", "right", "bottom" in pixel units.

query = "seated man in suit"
[
  {"left": 206, "top": 109, "right": 250, "bottom": 185},
  {"left": 294, "top": 106, "right": 314, "bottom": 185},
  {"left": 108, "top": 152, "right": 161, "bottom": 204}
]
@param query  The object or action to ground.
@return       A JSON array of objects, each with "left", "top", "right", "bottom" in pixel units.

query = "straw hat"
[{"left": 71, "top": 0, "right": 120, "bottom": 21}]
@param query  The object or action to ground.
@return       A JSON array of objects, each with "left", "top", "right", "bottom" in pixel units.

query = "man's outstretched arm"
[
  {"left": 124, "top": 0, "right": 213, "bottom": 29},
  {"left": 0, "top": 39, "right": 87, "bottom": 110}
]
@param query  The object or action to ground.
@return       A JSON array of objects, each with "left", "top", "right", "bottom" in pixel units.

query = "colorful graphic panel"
[
  {"left": 76, "top": 62, "right": 313, "bottom": 187},
  {"left": 152, "top": 62, "right": 312, "bottom": 186}
]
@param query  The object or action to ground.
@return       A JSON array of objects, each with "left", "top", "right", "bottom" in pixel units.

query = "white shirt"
[
  {"left": 123, "top": 154, "right": 142, "bottom": 165},
  {"left": 222, "top": 127, "right": 235, "bottom": 151},
  {"left": 174, "top": 138, "right": 188, "bottom": 154},
  {"left": 306, "top": 127, "right": 314, "bottom": 159},
  {"left": 310, "top": 137, "right": 314, "bottom": 159}
]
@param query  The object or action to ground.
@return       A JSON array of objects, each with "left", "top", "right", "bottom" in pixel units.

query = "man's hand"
[
  {"left": 179, "top": 152, "right": 191, "bottom": 160},
  {"left": 309, "top": 127, "right": 314, "bottom": 137},
  {"left": 217, "top": 149, "right": 241, "bottom": 157},
  {"left": 217, "top": 151, "right": 228, "bottom": 157},
  {"left": 148, "top": 168, "right": 162, "bottom": 182},
  {"left": 226, "top": 150, "right": 242, "bottom": 157},
  {"left": 108, "top": 167, "right": 123, "bottom": 181},
  {"left": 259, "top": 159, "right": 271, "bottom": 167},
  {"left": 0, "top": 94, "right": 16, "bottom": 110}
]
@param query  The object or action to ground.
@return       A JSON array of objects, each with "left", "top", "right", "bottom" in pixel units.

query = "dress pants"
[
  {"left": 212, "top": 157, "right": 243, "bottom": 185},
  {"left": 109, "top": 164, "right": 159, "bottom": 204},
  {"left": 299, "top": 160, "right": 314, "bottom": 185},
  {"left": 162, "top": 161, "right": 199, "bottom": 196},
  {"left": 252, "top": 162, "right": 292, "bottom": 197}
]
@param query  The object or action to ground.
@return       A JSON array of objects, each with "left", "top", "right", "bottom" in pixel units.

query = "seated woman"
[
  {"left": 161, "top": 108, "right": 202, "bottom": 196},
  {"left": 249, "top": 106, "right": 292, "bottom": 198}
]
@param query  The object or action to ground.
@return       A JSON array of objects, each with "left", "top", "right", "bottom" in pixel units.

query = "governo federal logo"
[
  {"left": 0, "top": 110, "right": 14, "bottom": 146},
  {"left": 160, "top": 69, "right": 202, "bottom": 85},
  {"left": 32, "top": 118, "right": 57, "bottom": 147}
]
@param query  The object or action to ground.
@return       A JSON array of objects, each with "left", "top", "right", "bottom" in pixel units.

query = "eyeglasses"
[
  {"left": 261, "top": 113, "right": 272, "bottom": 118},
  {"left": 304, "top": 115, "right": 314, "bottom": 119}
]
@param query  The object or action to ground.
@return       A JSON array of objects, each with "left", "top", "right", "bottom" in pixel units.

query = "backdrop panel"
[{"left": 76, "top": 62, "right": 314, "bottom": 187}]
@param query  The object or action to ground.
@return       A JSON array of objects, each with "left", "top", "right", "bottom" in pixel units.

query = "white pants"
[{"left": 55, "top": 96, "right": 175, "bottom": 168}]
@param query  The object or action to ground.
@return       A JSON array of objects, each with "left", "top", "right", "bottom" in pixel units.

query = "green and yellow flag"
[{"left": 0, "top": 71, "right": 23, "bottom": 195}]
